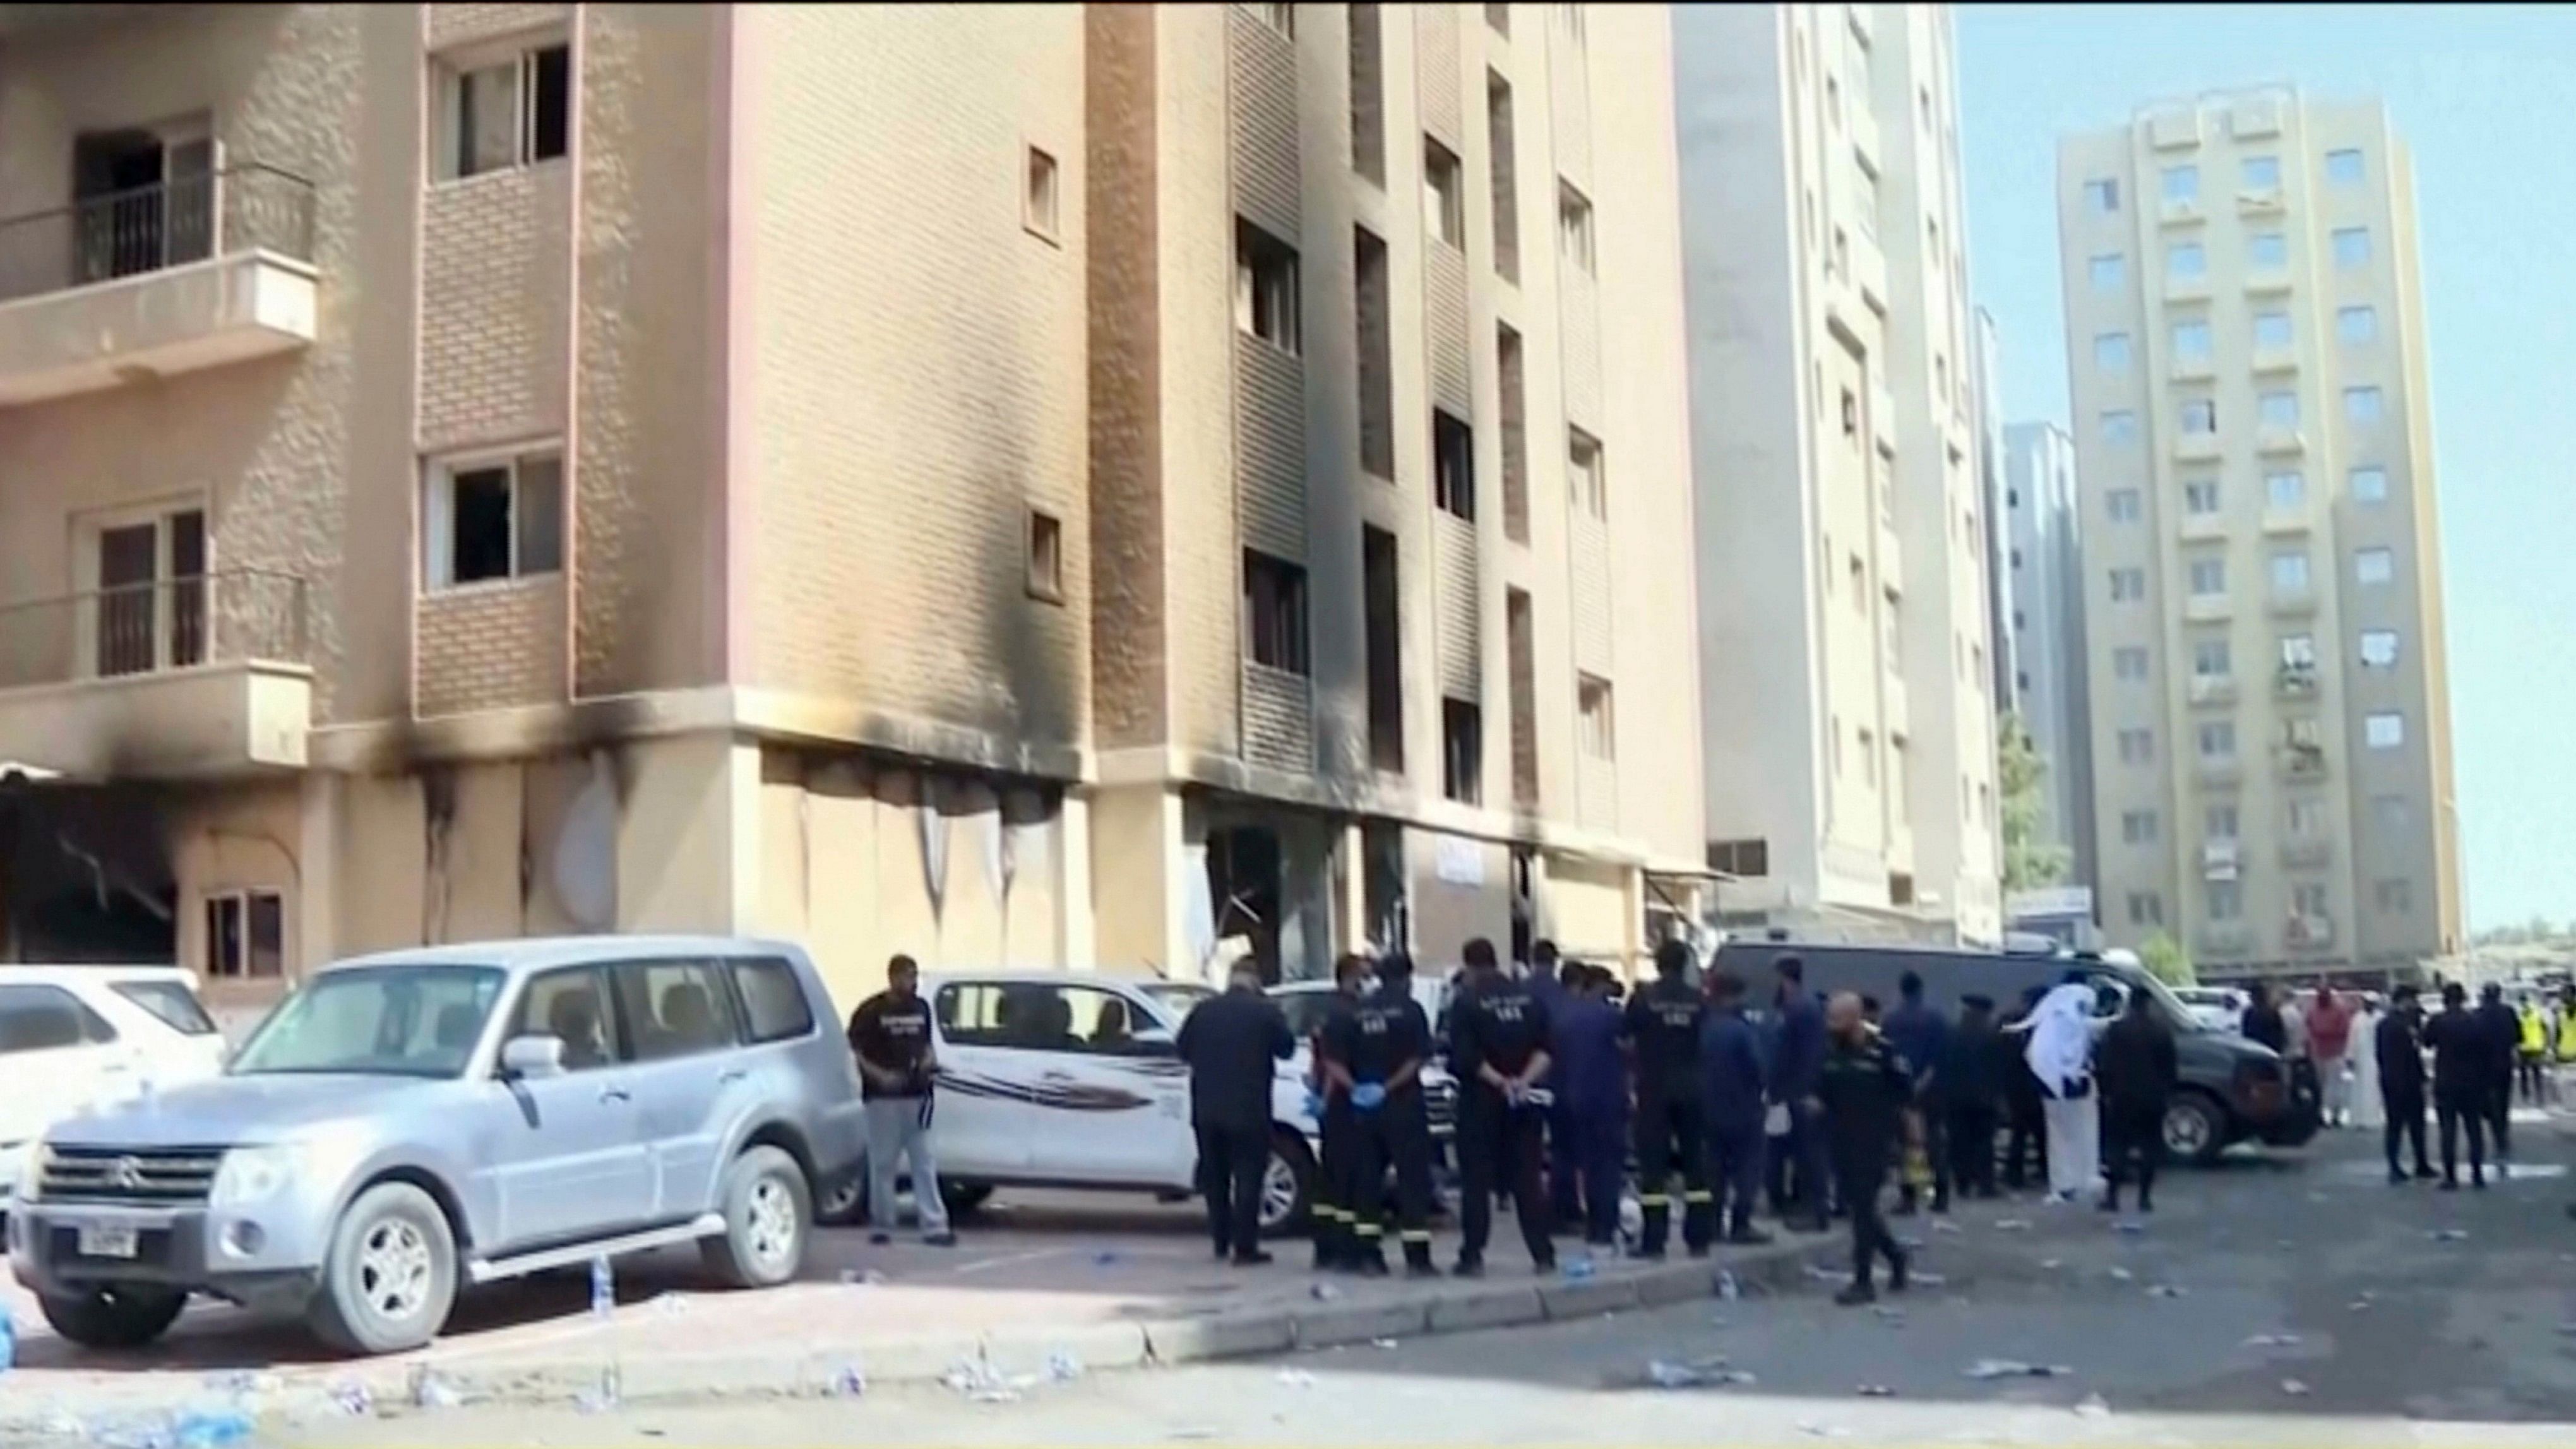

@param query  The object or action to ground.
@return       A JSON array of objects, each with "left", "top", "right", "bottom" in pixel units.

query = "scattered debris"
[
  {"left": 575, "top": 1366, "right": 622, "bottom": 1415},
  {"left": 1275, "top": 1369, "right": 1317, "bottom": 1388},
  {"left": 1910, "top": 1272, "right": 1950, "bottom": 1287},
  {"left": 1641, "top": 1358, "right": 1758, "bottom": 1390},
  {"left": 838, "top": 1268, "right": 891, "bottom": 1286},
  {"left": 407, "top": 1365, "right": 463, "bottom": 1410},
  {"left": 1964, "top": 1359, "right": 2072, "bottom": 1380},
  {"left": 2348, "top": 1299, "right": 2374, "bottom": 1313},
  {"left": 1371, "top": 1338, "right": 1400, "bottom": 1351},
  {"left": 2073, "top": 1394, "right": 2111, "bottom": 1419},
  {"left": 1993, "top": 1219, "right": 2033, "bottom": 1232},
  {"left": 1857, "top": 1384, "right": 1897, "bottom": 1397},
  {"left": 1806, "top": 1264, "right": 1847, "bottom": 1283},
  {"left": 1871, "top": 1304, "right": 1907, "bottom": 1323},
  {"left": 1046, "top": 1351, "right": 1085, "bottom": 1383},
  {"left": 2145, "top": 1284, "right": 2188, "bottom": 1299},
  {"left": 1796, "top": 1420, "right": 1855, "bottom": 1438},
  {"left": 2106, "top": 1267, "right": 2135, "bottom": 1282},
  {"left": 2241, "top": 1333, "right": 2303, "bottom": 1349},
  {"left": 1094, "top": 1251, "right": 1124, "bottom": 1267},
  {"left": 829, "top": 1363, "right": 868, "bottom": 1398},
  {"left": 2039, "top": 1259, "right": 2065, "bottom": 1271},
  {"left": 1562, "top": 1258, "right": 1599, "bottom": 1282},
  {"left": 2429, "top": 1229, "right": 2470, "bottom": 1243},
  {"left": 2281, "top": 1379, "right": 2311, "bottom": 1397},
  {"left": 1167, "top": 1428, "right": 1220, "bottom": 1440},
  {"left": 169, "top": 1411, "right": 254, "bottom": 1449},
  {"left": 1310, "top": 1282, "right": 1344, "bottom": 1301},
  {"left": 1934, "top": 1220, "right": 1965, "bottom": 1236},
  {"left": 1896, "top": 1236, "right": 1926, "bottom": 1250},
  {"left": 2111, "top": 1220, "right": 2147, "bottom": 1235},
  {"left": 651, "top": 1292, "right": 692, "bottom": 1316},
  {"left": 329, "top": 1382, "right": 374, "bottom": 1418},
  {"left": 1717, "top": 1270, "right": 1743, "bottom": 1301}
]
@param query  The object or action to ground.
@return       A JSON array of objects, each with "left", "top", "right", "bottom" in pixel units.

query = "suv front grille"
[
  {"left": 1425, "top": 1080, "right": 1458, "bottom": 1136},
  {"left": 40, "top": 1146, "right": 225, "bottom": 1206}
]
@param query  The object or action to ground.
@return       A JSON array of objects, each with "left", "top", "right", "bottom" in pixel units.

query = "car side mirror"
[{"left": 500, "top": 1034, "right": 567, "bottom": 1080}]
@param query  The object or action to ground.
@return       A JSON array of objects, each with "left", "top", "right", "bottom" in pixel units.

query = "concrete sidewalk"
[{"left": 0, "top": 1193, "right": 1821, "bottom": 1429}]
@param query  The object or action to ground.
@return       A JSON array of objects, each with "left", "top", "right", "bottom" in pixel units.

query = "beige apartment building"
[
  {"left": 0, "top": 2, "right": 1705, "bottom": 1018},
  {"left": 2057, "top": 88, "right": 2464, "bottom": 982},
  {"left": 1676, "top": 3, "right": 2003, "bottom": 947}
]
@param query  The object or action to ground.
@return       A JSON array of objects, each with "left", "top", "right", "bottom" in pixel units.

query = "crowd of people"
[{"left": 2325, "top": 978, "right": 2576, "bottom": 1188}]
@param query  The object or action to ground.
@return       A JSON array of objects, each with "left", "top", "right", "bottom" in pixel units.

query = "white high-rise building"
[
  {"left": 1676, "top": 3, "right": 2001, "bottom": 945},
  {"left": 2000, "top": 421, "right": 2096, "bottom": 894}
]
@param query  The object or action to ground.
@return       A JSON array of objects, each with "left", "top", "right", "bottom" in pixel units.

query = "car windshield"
[
  {"left": 229, "top": 965, "right": 506, "bottom": 1078},
  {"left": 1138, "top": 982, "right": 1214, "bottom": 1021},
  {"left": 2120, "top": 970, "right": 2210, "bottom": 1032}
]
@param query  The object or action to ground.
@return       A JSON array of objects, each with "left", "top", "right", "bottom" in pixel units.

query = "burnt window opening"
[
  {"left": 1243, "top": 550, "right": 1310, "bottom": 676},
  {"left": 1442, "top": 698, "right": 1484, "bottom": 805},
  {"left": 429, "top": 450, "right": 563, "bottom": 589},
  {"left": 1363, "top": 526, "right": 1404, "bottom": 772},
  {"left": 1433, "top": 409, "right": 1476, "bottom": 520}
]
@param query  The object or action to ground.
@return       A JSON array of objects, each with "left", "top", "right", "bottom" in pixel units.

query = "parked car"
[
  {"left": 1710, "top": 938, "right": 2317, "bottom": 1166},
  {"left": 1, "top": 965, "right": 229, "bottom": 1206},
  {"left": 2171, "top": 986, "right": 2250, "bottom": 1034},
  {"left": 6, "top": 937, "right": 864, "bottom": 1356}
]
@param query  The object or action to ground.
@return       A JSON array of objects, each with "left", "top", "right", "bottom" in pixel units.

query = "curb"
[{"left": 0, "top": 1239, "right": 1827, "bottom": 1431}]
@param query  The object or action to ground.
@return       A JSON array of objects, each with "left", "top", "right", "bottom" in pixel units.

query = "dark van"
[{"left": 1712, "top": 939, "right": 2318, "bottom": 1165}]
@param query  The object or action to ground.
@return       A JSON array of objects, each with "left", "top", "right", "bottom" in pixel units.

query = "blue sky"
[{"left": 1955, "top": 4, "right": 2576, "bottom": 932}]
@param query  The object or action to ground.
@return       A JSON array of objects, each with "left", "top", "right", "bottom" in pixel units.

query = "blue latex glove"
[
  {"left": 1302, "top": 1088, "right": 1325, "bottom": 1119},
  {"left": 1352, "top": 1082, "right": 1389, "bottom": 1112}
]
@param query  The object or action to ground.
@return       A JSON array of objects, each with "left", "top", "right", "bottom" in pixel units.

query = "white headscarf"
[{"left": 2025, "top": 981, "right": 2096, "bottom": 1097}]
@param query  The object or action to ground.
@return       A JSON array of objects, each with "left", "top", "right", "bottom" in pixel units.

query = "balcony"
[
  {"left": 2251, "top": 345, "right": 2299, "bottom": 376},
  {"left": 2269, "top": 585, "right": 2318, "bottom": 617},
  {"left": 2286, "top": 914, "right": 2337, "bottom": 953},
  {"left": 2201, "top": 838, "right": 2241, "bottom": 881},
  {"left": 2173, "top": 432, "right": 2221, "bottom": 465},
  {"left": 2184, "top": 593, "right": 2233, "bottom": 624},
  {"left": 2275, "top": 663, "right": 2320, "bottom": 699},
  {"left": 2281, "top": 837, "right": 2333, "bottom": 869},
  {"left": 2168, "top": 354, "right": 2216, "bottom": 383},
  {"left": 2196, "top": 754, "right": 2245, "bottom": 789},
  {"left": 2187, "top": 673, "right": 2238, "bottom": 707},
  {"left": 2255, "top": 424, "right": 2305, "bottom": 456},
  {"left": 2235, "top": 187, "right": 2286, "bottom": 217},
  {"left": 0, "top": 165, "right": 317, "bottom": 408},
  {"left": 2158, "top": 197, "right": 2203, "bottom": 228},
  {"left": 2261, "top": 505, "right": 2313, "bottom": 535},
  {"left": 0, "top": 570, "right": 312, "bottom": 778},
  {"left": 2179, "top": 512, "right": 2227, "bottom": 543},
  {"left": 2277, "top": 741, "right": 2329, "bottom": 781}
]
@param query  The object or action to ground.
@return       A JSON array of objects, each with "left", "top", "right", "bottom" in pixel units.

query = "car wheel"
[
  {"left": 2162, "top": 1091, "right": 2229, "bottom": 1167},
  {"left": 307, "top": 1182, "right": 458, "bottom": 1356},
  {"left": 1259, "top": 1130, "right": 1316, "bottom": 1236},
  {"left": 938, "top": 1181, "right": 994, "bottom": 1221},
  {"left": 816, "top": 1172, "right": 868, "bottom": 1227},
  {"left": 702, "top": 1145, "right": 810, "bottom": 1289},
  {"left": 37, "top": 1284, "right": 188, "bottom": 1351}
]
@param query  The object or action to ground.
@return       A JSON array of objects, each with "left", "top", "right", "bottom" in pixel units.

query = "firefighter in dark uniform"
[
  {"left": 1307, "top": 952, "right": 1371, "bottom": 1272},
  {"left": 1449, "top": 936, "right": 1556, "bottom": 1276},
  {"left": 1623, "top": 938, "right": 1714, "bottom": 1257},
  {"left": 1323, "top": 951, "right": 1437, "bottom": 1277}
]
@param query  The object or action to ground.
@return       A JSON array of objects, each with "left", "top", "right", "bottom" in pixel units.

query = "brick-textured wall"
[
  {"left": 417, "top": 167, "right": 571, "bottom": 451},
  {"left": 1241, "top": 660, "right": 1315, "bottom": 773},
  {"left": 739, "top": 3, "right": 1089, "bottom": 758},
  {"left": 1427, "top": 241, "right": 1472, "bottom": 415},
  {"left": 415, "top": 579, "right": 568, "bottom": 717},
  {"left": 1234, "top": 333, "right": 1306, "bottom": 561},
  {"left": 1416, "top": 3, "right": 1465, "bottom": 148},
  {"left": 1226, "top": 7, "right": 1299, "bottom": 244}
]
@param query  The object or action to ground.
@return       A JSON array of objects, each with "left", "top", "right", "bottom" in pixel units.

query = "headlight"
[{"left": 211, "top": 1144, "right": 308, "bottom": 1208}]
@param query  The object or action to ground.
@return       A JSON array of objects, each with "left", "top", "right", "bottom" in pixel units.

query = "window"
[
  {"left": 2181, "top": 398, "right": 2217, "bottom": 434},
  {"left": 1356, "top": 228, "right": 1395, "bottom": 477},
  {"left": 2107, "top": 488, "right": 2142, "bottom": 523},
  {"left": 2089, "top": 253, "right": 2125, "bottom": 291},
  {"left": 2359, "top": 628, "right": 2399, "bottom": 669},
  {"left": 2270, "top": 551, "right": 2311, "bottom": 594},
  {"left": 2343, "top": 386, "right": 2383, "bottom": 424},
  {"left": 1250, "top": 3, "right": 1294, "bottom": 36},
  {"left": 1488, "top": 73, "right": 1519, "bottom": 280},
  {"left": 1234, "top": 220, "right": 1301, "bottom": 351},
  {"left": 0, "top": 984, "right": 117, "bottom": 1054},
  {"left": 1243, "top": 551, "right": 1311, "bottom": 675},
  {"left": 940, "top": 982, "right": 1167, "bottom": 1056},
  {"left": 2161, "top": 164, "right": 2198, "bottom": 203},
  {"left": 2253, "top": 311, "right": 2293, "bottom": 349},
  {"left": 436, "top": 40, "right": 570, "bottom": 181},
  {"left": 1349, "top": 3, "right": 1385, "bottom": 184},
  {"left": 2166, "top": 241, "right": 2206, "bottom": 282},
  {"left": 425, "top": 449, "right": 563, "bottom": 589},
  {"left": 2101, "top": 410, "right": 2138, "bottom": 446},
  {"left": 1707, "top": 839, "right": 1770, "bottom": 878},
  {"left": 2193, "top": 638, "right": 2231, "bottom": 678},
  {"left": 2337, "top": 305, "right": 2377, "bottom": 345},
  {"left": 2185, "top": 479, "right": 2221, "bottom": 515},
  {"left": 2258, "top": 391, "right": 2299, "bottom": 428},
  {"left": 2206, "top": 803, "right": 2240, "bottom": 840},
  {"left": 1556, "top": 181, "right": 1596, "bottom": 274},
  {"left": 510, "top": 967, "right": 624, "bottom": 1071},
  {"left": 2281, "top": 633, "right": 2318, "bottom": 670},
  {"left": 2093, "top": 332, "right": 2132, "bottom": 371},
  {"left": 2239, "top": 154, "right": 2280, "bottom": 190},
  {"left": 734, "top": 958, "right": 816, "bottom": 1043},
  {"left": 202, "top": 888, "right": 287, "bottom": 980},
  {"left": 2248, "top": 231, "right": 2287, "bottom": 270},
  {"left": 2188, "top": 555, "right": 2226, "bottom": 596},
  {"left": 1578, "top": 674, "right": 1615, "bottom": 759},
  {"left": 1841, "top": 388, "right": 1859, "bottom": 439},
  {"left": 1442, "top": 698, "right": 1484, "bottom": 804},
  {"left": 2117, "top": 728, "right": 2152, "bottom": 765},
  {"left": 2293, "top": 883, "right": 2330, "bottom": 920},
  {"left": 1485, "top": 2, "right": 1509, "bottom": 33},
  {"left": 2113, "top": 646, "right": 2149, "bottom": 681},
  {"left": 2332, "top": 227, "right": 2370, "bottom": 269},
  {"left": 1496, "top": 324, "right": 1527, "bottom": 535},
  {"left": 612, "top": 960, "right": 741, "bottom": 1063},
  {"left": 2207, "top": 881, "right": 2243, "bottom": 922},
  {"left": 2349, "top": 466, "right": 2388, "bottom": 503},
  {"left": 2108, "top": 566, "right": 2146, "bottom": 602},
  {"left": 1025, "top": 510, "right": 1064, "bottom": 602},
  {"left": 112, "top": 980, "right": 217, "bottom": 1037},
  {"left": 1433, "top": 410, "right": 1476, "bottom": 520},
  {"left": 2198, "top": 720, "right": 2238, "bottom": 760},
  {"left": 2084, "top": 177, "right": 2120, "bottom": 214},
  {"left": 1363, "top": 526, "right": 1404, "bottom": 772},
  {"left": 2171, "top": 318, "right": 2212, "bottom": 360},
  {"left": 1568, "top": 429, "right": 1606, "bottom": 520},
  {"left": 2121, "top": 810, "right": 2159, "bottom": 845},
  {"left": 2325, "top": 148, "right": 2364, "bottom": 186},
  {"left": 2281, "top": 796, "right": 2325, "bottom": 840},
  {"left": 1424, "top": 139, "right": 1465, "bottom": 247},
  {"left": 2127, "top": 892, "right": 2164, "bottom": 928},
  {"left": 2355, "top": 547, "right": 2394, "bottom": 585},
  {"left": 2265, "top": 471, "right": 2306, "bottom": 510},
  {"left": 2364, "top": 711, "right": 2405, "bottom": 749},
  {"left": 2375, "top": 878, "right": 2413, "bottom": 915},
  {"left": 1023, "top": 146, "right": 1061, "bottom": 242}
]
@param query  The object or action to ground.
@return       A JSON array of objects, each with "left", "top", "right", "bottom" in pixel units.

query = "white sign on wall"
[{"left": 1434, "top": 837, "right": 1485, "bottom": 888}]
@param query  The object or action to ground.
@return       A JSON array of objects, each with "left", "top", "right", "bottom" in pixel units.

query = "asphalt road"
[{"left": 134, "top": 1118, "right": 2576, "bottom": 1445}]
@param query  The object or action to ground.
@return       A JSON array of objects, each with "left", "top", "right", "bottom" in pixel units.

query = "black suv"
[{"left": 1712, "top": 939, "right": 2319, "bottom": 1165}]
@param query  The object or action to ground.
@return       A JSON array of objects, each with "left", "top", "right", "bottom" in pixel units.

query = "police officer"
[
  {"left": 1548, "top": 963, "right": 1627, "bottom": 1247},
  {"left": 1819, "top": 992, "right": 1912, "bottom": 1305},
  {"left": 1324, "top": 951, "right": 1437, "bottom": 1276},
  {"left": 1624, "top": 938, "right": 1714, "bottom": 1258},
  {"left": 1449, "top": 937, "right": 1556, "bottom": 1276},
  {"left": 1307, "top": 953, "right": 1371, "bottom": 1272},
  {"left": 1697, "top": 970, "right": 1772, "bottom": 1245}
]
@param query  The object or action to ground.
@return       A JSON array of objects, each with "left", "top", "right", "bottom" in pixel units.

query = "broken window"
[
  {"left": 427, "top": 449, "right": 563, "bottom": 589},
  {"left": 438, "top": 39, "right": 569, "bottom": 181}
]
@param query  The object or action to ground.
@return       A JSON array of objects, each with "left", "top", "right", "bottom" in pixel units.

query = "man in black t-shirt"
[
  {"left": 1449, "top": 937, "right": 1556, "bottom": 1276},
  {"left": 847, "top": 955, "right": 955, "bottom": 1246}
]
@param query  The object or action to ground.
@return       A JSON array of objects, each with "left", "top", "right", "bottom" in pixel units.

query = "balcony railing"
[
  {"left": 0, "top": 569, "right": 309, "bottom": 693},
  {"left": 0, "top": 164, "right": 314, "bottom": 305}
]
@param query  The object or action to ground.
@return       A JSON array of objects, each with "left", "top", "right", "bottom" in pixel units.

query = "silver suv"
[{"left": 6, "top": 936, "right": 864, "bottom": 1356}]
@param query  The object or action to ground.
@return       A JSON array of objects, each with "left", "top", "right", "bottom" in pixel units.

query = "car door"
[
  {"left": 0, "top": 985, "right": 128, "bottom": 1152},
  {"left": 482, "top": 965, "right": 655, "bottom": 1250},
  {"left": 1005, "top": 982, "right": 1195, "bottom": 1186},
  {"left": 927, "top": 981, "right": 1034, "bottom": 1178},
  {"left": 609, "top": 957, "right": 756, "bottom": 1222}
]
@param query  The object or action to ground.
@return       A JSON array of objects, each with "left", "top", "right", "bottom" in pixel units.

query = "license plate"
[{"left": 76, "top": 1224, "right": 139, "bottom": 1259}]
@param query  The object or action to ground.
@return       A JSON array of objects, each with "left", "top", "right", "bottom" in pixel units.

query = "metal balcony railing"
[
  {"left": 0, "top": 569, "right": 309, "bottom": 692},
  {"left": 0, "top": 163, "right": 315, "bottom": 305}
]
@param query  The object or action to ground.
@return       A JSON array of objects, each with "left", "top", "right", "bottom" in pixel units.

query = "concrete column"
[
  {"left": 616, "top": 731, "right": 761, "bottom": 933},
  {"left": 297, "top": 772, "right": 342, "bottom": 972},
  {"left": 1059, "top": 791, "right": 1096, "bottom": 971},
  {"left": 1090, "top": 781, "right": 1188, "bottom": 978}
]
